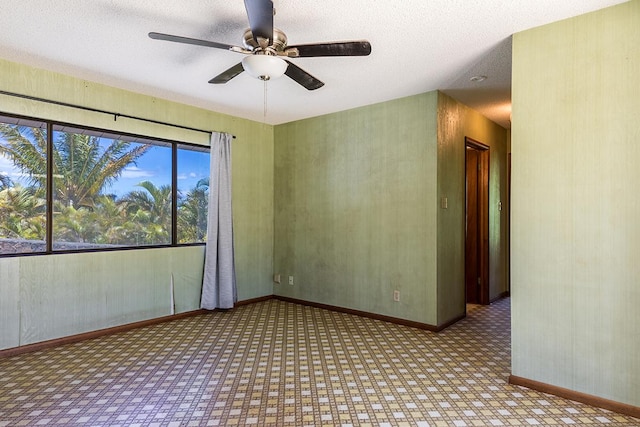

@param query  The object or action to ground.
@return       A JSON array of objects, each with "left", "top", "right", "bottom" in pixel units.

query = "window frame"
[{"left": 0, "top": 112, "right": 210, "bottom": 258}]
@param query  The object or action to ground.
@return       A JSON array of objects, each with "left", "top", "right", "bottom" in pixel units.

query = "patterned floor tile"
[{"left": 0, "top": 298, "right": 638, "bottom": 426}]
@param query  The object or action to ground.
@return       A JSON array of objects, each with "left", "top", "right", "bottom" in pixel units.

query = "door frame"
[{"left": 465, "top": 137, "right": 490, "bottom": 305}]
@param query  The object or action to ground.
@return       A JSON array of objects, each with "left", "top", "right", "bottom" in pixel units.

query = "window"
[
  {"left": 0, "top": 114, "right": 210, "bottom": 256},
  {"left": 0, "top": 117, "right": 48, "bottom": 254},
  {"left": 177, "top": 145, "right": 210, "bottom": 243},
  {"left": 51, "top": 126, "right": 173, "bottom": 249}
]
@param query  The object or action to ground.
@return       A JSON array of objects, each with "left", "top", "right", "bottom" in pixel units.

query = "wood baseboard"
[
  {"left": 0, "top": 296, "right": 273, "bottom": 359},
  {"left": 0, "top": 309, "right": 208, "bottom": 358},
  {"left": 1, "top": 294, "right": 464, "bottom": 359},
  {"left": 509, "top": 375, "right": 640, "bottom": 420},
  {"left": 274, "top": 295, "right": 464, "bottom": 332},
  {"left": 235, "top": 295, "right": 273, "bottom": 307}
]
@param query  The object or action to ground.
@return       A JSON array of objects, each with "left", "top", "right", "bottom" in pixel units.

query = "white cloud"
[
  {"left": 121, "top": 166, "right": 153, "bottom": 179},
  {"left": 178, "top": 171, "right": 206, "bottom": 181}
]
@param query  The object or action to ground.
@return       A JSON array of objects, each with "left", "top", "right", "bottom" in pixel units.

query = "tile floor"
[{"left": 0, "top": 298, "right": 638, "bottom": 426}]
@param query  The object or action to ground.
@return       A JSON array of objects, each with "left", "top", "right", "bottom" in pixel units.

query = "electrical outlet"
[
  {"left": 393, "top": 290, "right": 400, "bottom": 302},
  {"left": 288, "top": 275, "right": 294, "bottom": 286},
  {"left": 273, "top": 274, "right": 281, "bottom": 284}
]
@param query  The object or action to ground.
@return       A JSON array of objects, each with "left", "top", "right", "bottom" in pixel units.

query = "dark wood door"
[
  {"left": 465, "top": 139, "right": 490, "bottom": 305},
  {"left": 465, "top": 148, "right": 480, "bottom": 303}
]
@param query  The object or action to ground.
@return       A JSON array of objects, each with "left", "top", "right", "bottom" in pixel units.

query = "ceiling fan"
[{"left": 149, "top": 0, "right": 371, "bottom": 90}]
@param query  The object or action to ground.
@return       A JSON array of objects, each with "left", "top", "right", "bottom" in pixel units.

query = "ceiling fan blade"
[
  {"left": 149, "top": 32, "right": 238, "bottom": 51},
  {"left": 286, "top": 41, "right": 372, "bottom": 57},
  {"left": 244, "top": 0, "right": 274, "bottom": 45},
  {"left": 208, "top": 62, "right": 245, "bottom": 84},
  {"left": 284, "top": 60, "right": 324, "bottom": 91}
]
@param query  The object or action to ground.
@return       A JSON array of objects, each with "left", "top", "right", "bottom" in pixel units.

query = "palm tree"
[
  {"left": 53, "top": 204, "right": 100, "bottom": 244},
  {"left": 92, "top": 195, "right": 130, "bottom": 244},
  {"left": 0, "top": 125, "right": 47, "bottom": 188},
  {"left": 52, "top": 195, "right": 135, "bottom": 245},
  {"left": 1, "top": 123, "right": 153, "bottom": 247},
  {"left": 0, "top": 124, "right": 150, "bottom": 209},
  {"left": 123, "top": 180, "right": 172, "bottom": 244},
  {"left": 0, "top": 184, "right": 46, "bottom": 240},
  {"left": 53, "top": 132, "right": 151, "bottom": 209},
  {"left": 178, "top": 178, "right": 209, "bottom": 243}
]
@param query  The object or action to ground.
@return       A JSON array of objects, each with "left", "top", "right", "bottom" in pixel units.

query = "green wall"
[
  {"left": 0, "top": 58, "right": 274, "bottom": 350},
  {"left": 273, "top": 91, "right": 508, "bottom": 327},
  {"left": 511, "top": 0, "right": 640, "bottom": 407},
  {"left": 274, "top": 92, "right": 440, "bottom": 325}
]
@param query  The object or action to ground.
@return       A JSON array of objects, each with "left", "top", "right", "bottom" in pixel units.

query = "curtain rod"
[{"left": 0, "top": 89, "right": 236, "bottom": 139}]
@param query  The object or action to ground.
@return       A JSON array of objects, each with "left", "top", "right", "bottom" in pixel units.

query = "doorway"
[{"left": 465, "top": 137, "right": 490, "bottom": 305}]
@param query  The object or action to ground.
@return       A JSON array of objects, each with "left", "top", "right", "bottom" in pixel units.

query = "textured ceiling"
[{"left": 0, "top": 0, "right": 628, "bottom": 128}]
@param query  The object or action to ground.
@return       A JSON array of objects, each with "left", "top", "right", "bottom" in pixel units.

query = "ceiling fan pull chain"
[{"left": 263, "top": 80, "right": 268, "bottom": 123}]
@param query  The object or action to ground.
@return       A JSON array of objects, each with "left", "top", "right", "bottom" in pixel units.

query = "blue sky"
[{"left": 104, "top": 143, "right": 211, "bottom": 198}]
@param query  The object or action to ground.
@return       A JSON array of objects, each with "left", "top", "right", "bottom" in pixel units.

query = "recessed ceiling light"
[{"left": 470, "top": 75, "right": 487, "bottom": 82}]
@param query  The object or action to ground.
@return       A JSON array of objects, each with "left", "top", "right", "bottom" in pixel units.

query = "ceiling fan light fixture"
[{"left": 242, "top": 55, "right": 288, "bottom": 81}]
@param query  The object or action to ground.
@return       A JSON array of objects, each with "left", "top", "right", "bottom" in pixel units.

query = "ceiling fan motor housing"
[{"left": 243, "top": 28, "right": 288, "bottom": 53}]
